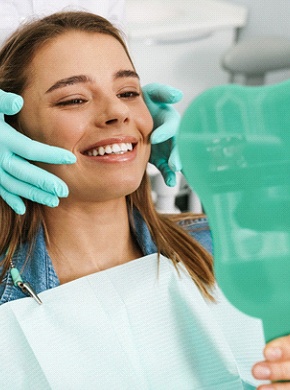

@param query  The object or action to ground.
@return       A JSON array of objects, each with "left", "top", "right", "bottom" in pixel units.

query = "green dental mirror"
[{"left": 177, "top": 79, "right": 290, "bottom": 343}]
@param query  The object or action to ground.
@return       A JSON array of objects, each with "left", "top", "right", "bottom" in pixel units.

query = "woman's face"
[{"left": 18, "top": 31, "right": 153, "bottom": 203}]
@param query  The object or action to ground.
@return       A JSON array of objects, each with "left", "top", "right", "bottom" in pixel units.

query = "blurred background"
[{"left": 124, "top": 0, "right": 290, "bottom": 213}]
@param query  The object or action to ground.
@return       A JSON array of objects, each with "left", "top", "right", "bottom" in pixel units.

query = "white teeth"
[
  {"left": 98, "top": 146, "right": 105, "bottom": 156},
  {"left": 120, "top": 143, "right": 127, "bottom": 152},
  {"left": 105, "top": 145, "right": 112, "bottom": 154},
  {"left": 112, "top": 143, "right": 121, "bottom": 153},
  {"left": 85, "top": 142, "right": 133, "bottom": 156}
]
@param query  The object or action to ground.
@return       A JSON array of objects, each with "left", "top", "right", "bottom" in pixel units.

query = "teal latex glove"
[
  {"left": 0, "top": 90, "right": 76, "bottom": 215},
  {"left": 143, "top": 83, "right": 183, "bottom": 187}
]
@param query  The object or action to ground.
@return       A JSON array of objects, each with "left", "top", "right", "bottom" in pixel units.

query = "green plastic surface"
[
  {"left": 177, "top": 79, "right": 290, "bottom": 342},
  {"left": 10, "top": 267, "right": 23, "bottom": 286}
]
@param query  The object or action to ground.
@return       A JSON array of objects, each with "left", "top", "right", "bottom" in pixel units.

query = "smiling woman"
[
  {"left": 0, "top": 11, "right": 263, "bottom": 390},
  {"left": 0, "top": 11, "right": 213, "bottom": 291}
]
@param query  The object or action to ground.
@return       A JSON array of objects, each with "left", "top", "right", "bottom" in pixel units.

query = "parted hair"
[{"left": 0, "top": 11, "right": 215, "bottom": 299}]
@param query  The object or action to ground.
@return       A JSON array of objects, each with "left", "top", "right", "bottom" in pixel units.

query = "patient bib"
[{"left": 0, "top": 254, "right": 246, "bottom": 389}]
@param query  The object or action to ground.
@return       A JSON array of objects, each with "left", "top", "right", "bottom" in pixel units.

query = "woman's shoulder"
[
  {"left": 170, "top": 213, "right": 213, "bottom": 255},
  {"left": 0, "top": 227, "right": 59, "bottom": 305}
]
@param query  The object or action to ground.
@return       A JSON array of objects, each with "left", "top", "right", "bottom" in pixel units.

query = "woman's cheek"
[
  {"left": 137, "top": 107, "right": 154, "bottom": 138},
  {"left": 43, "top": 115, "right": 85, "bottom": 148}
]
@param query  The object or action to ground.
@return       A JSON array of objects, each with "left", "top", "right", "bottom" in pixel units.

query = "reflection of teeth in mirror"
[
  {"left": 86, "top": 143, "right": 133, "bottom": 156},
  {"left": 207, "top": 136, "right": 247, "bottom": 171}
]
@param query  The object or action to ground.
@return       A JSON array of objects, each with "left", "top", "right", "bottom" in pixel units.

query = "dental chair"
[
  {"left": 147, "top": 164, "right": 183, "bottom": 214},
  {"left": 222, "top": 36, "right": 290, "bottom": 85}
]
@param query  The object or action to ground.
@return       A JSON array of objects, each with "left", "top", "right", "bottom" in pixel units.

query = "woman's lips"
[
  {"left": 84, "top": 142, "right": 133, "bottom": 156},
  {"left": 81, "top": 136, "right": 138, "bottom": 154},
  {"left": 81, "top": 137, "right": 138, "bottom": 162}
]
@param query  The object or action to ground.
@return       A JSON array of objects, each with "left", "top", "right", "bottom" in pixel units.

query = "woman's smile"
[{"left": 81, "top": 136, "right": 138, "bottom": 163}]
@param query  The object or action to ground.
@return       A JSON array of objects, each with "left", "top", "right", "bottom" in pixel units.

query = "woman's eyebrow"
[
  {"left": 114, "top": 69, "right": 139, "bottom": 80},
  {"left": 45, "top": 70, "right": 139, "bottom": 94},
  {"left": 45, "top": 75, "right": 92, "bottom": 94}
]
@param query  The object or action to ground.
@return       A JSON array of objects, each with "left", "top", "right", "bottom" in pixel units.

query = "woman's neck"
[{"left": 42, "top": 198, "right": 142, "bottom": 284}]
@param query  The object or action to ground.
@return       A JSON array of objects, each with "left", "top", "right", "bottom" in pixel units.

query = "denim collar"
[{"left": 0, "top": 208, "right": 157, "bottom": 304}]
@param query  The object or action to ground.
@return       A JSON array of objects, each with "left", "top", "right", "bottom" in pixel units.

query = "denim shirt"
[{"left": 0, "top": 211, "right": 212, "bottom": 305}]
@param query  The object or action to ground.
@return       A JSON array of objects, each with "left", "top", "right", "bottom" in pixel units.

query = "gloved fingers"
[
  {"left": 150, "top": 109, "right": 180, "bottom": 143},
  {"left": 2, "top": 155, "right": 69, "bottom": 198},
  {"left": 12, "top": 136, "right": 76, "bottom": 165},
  {"left": 168, "top": 145, "right": 182, "bottom": 172},
  {"left": 0, "top": 186, "right": 26, "bottom": 215},
  {"left": 0, "top": 170, "right": 60, "bottom": 208},
  {"left": 153, "top": 158, "right": 177, "bottom": 187},
  {"left": 0, "top": 90, "right": 23, "bottom": 115},
  {"left": 142, "top": 83, "right": 183, "bottom": 104},
  {"left": 0, "top": 122, "right": 76, "bottom": 164}
]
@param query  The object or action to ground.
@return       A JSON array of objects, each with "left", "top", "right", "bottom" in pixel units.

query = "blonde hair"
[{"left": 0, "top": 11, "right": 214, "bottom": 300}]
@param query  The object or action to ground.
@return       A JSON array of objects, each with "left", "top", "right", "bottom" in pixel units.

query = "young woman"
[{"left": 0, "top": 11, "right": 288, "bottom": 390}]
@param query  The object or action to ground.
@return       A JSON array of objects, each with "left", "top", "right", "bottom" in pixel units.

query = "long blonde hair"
[{"left": 0, "top": 11, "right": 215, "bottom": 299}]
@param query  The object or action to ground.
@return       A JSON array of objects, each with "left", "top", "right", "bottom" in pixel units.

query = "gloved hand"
[
  {"left": 0, "top": 90, "right": 76, "bottom": 215},
  {"left": 142, "top": 83, "right": 183, "bottom": 187}
]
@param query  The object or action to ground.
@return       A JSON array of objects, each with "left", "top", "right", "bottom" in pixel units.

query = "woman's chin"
[{"left": 61, "top": 180, "right": 142, "bottom": 204}]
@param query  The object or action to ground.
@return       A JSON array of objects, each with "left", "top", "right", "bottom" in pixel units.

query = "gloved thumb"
[
  {"left": 143, "top": 83, "right": 183, "bottom": 104},
  {"left": 168, "top": 145, "right": 182, "bottom": 172},
  {"left": 0, "top": 90, "right": 23, "bottom": 115}
]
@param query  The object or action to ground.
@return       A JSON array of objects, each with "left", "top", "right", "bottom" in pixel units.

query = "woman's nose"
[{"left": 98, "top": 96, "right": 130, "bottom": 127}]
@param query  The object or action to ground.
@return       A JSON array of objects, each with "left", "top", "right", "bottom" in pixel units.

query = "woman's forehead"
[
  {"left": 27, "top": 32, "right": 133, "bottom": 87},
  {"left": 34, "top": 31, "right": 129, "bottom": 62}
]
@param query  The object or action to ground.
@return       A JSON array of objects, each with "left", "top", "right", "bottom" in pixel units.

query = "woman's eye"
[
  {"left": 117, "top": 91, "right": 140, "bottom": 99},
  {"left": 57, "top": 98, "right": 86, "bottom": 106}
]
